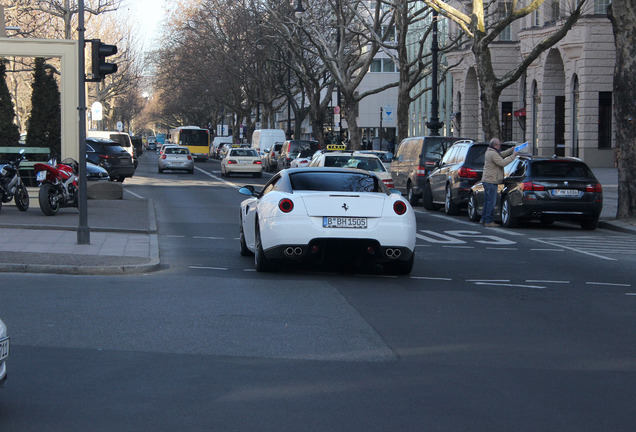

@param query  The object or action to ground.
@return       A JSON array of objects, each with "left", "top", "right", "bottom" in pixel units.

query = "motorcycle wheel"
[
  {"left": 39, "top": 183, "right": 60, "bottom": 216},
  {"left": 15, "top": 184, "right": 29, "bottom": 211}
]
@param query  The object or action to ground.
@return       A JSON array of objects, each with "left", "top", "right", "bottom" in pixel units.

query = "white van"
[
  {"left": 211, "top": 136, "right": 234, "bottom": 159},
  {"left": 251, "top": 129, "right": 286, "bottom": 154},
  {"left": 87, "top": 131, "right": 134, "bottom": 158}
]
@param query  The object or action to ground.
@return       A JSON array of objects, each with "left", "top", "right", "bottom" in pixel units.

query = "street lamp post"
[{"left": 426, "top": 9, "right": 444, "bottom": 136}]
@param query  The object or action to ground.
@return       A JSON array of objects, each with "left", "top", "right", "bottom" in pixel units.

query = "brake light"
[
  {"left": 393, "top": 200, "right": 408, "bottom": 215},
  {"left": 458, "top": 167, "right": 479, "bottom": 179},
  {"left": 187, "top": 155, "right": 193, "bottom": 160},
  {"left": 161, "top": 155, "right": 167, "bottom": 159},
  {"left": 585, "top": 183, "right": 602, "bottom": 193},
  {"left": 416, "top": 166, "right": 428, "bottom": 177},
  {"left": 253, "top": 160, "right": 262, "bottom": 164},
  {"left": 521, "top": 182, "right": 545, "bottom": 191},
  {"left": 98, "top": 154, "right": 116, "bottom": 160},
  {"left": 279, "top": 198, "right": 294, "bottom": 213},
  {"left": 383, "top": 178, "right": 395, "bottom": 188},
  {"left": 228, "top": 159, "right": 237, "bottom": 164}
]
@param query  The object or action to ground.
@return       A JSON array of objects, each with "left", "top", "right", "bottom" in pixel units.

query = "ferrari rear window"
[{"left": 289, "top": 172, "right": 381, "bottom": 192}]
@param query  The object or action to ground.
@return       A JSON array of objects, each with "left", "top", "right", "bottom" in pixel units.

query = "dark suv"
[
  {"left": 423, "top": 140, "right": 513, "bottom": 215},
  {"left": 277, "top": 140, "right": 321, "bottom": 171},
  {"left": 467, "top": 155, "right": 603, "bottom": 229},
  {"left": 389, "top": 136, "right": 467, "bottom": 205},
  {"left": 86, "top": 138, "right": 136, "bottom": 182}
]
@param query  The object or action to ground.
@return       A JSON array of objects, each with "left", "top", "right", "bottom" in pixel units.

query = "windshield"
[
  {"left": 230, "top": 149, "right": 258, "bottom": 157},
  {"left": 323, "top": 156, "right": 385, "bottom": 172},
  {"left": 290, "top": 172, "right": 382, "bottom": 192},
  {"left": 179, "top": 129, "right": 209, "bottom": 146}
]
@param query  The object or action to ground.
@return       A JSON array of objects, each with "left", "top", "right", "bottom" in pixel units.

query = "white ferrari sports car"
[{"left": 238, "top": 167, "right": 416, "bottom": 274}]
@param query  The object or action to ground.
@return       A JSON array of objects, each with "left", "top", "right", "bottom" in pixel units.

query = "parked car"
[
  {"left": 86, "top": 161, "right": 110, "bottom": 181},
  {"left": 0, "top": 317, "right": 8, "bottom": 388},
  {"left": 262, "top": 142, "right": 283, "bottom": 172},
  {"left": 211, "top": 136, "right": 234, "bottom": 159},
  {"left": 222, "top": 147, "right": 262, "bottom": 177},
  {"left": 251, "top": 129, "right": 286, "bottom": 155},
  {"left": 423, "top": 140, "right": 513, "bottom": 215},
  {"left": 277, "top": 140, "right": 321, "bottom": 171},
  {"left": 158, "top": 146, "right": 195, "bottom": 174},
  {"left": 467, "top": 155, "right": 603, "bottom": 229},
  {"left": 237, "top": 168, "right": 416, "bottom": 274},
  {"left": 357, "top": 150, "right": 394, "bottom": 171},
  {"left": 309, "top": 147, "right": 395, "bottom": 188},
  {"left": 87, "top": 131, "right": 135, "bottom": 158},
  {"left": 389, "top": 136, "right": 466, "bottom": 206},
  {"left": 85, "top": 137, "right": 135, "bottom": 182}
]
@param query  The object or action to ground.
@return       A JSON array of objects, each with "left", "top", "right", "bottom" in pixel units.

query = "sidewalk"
[
  {"left": 0, "top": 188, "right": 160, "bottom": 275},
  {"left": 0, "top": 169, "right": 634, "bottom": 275}
]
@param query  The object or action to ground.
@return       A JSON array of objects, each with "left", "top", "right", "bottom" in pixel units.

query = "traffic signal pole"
[{"left": 77, "top": 0, "right": 90, "bottom": 244}]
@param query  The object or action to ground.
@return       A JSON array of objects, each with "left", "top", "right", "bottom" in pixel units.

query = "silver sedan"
[{"left": 158, "top": 146, "right": 195, "bottom": 174}]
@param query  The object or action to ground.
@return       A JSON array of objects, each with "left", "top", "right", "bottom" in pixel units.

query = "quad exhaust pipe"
[{"left": 284, "top": 246, "right": 303, "bottom": 256}]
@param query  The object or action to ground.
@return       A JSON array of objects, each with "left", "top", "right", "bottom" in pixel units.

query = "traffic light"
[{"left": 89, "top": 39, "right": 117, "bottom": 82}]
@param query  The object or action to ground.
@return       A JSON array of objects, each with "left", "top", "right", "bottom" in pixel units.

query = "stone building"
[{"left": 445, "top": 0, "right": 615, "bottom": 167}]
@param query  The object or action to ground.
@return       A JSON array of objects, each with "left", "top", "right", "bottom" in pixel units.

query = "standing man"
[{"left": 481, "top": 138, "right": 518, "bottom": 227}]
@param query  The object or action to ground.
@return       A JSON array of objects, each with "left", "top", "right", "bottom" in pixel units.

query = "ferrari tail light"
[
  {"left": 393, "top": 200, "right": 408, "bottom": 215},
  {"left": 458, "top": 167, "right": 479, "bottom": 179},
  {"left": 585, "top": 183, "right": 602, "bottom": 193},
  {"left": 279, "top": 198, "right": 294, "bottom": 213},
  {"left": 521, "top": 181, "right": 545, "bottom": 191}
]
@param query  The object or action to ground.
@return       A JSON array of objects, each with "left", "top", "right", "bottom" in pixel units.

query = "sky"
[{"left": 121, "top": 0, "right": 168, "bottom": 50}]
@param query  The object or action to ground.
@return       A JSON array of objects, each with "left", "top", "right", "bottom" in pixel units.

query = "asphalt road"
[{"left": 0, "top": 152, "right": 634, "bottom": 431}]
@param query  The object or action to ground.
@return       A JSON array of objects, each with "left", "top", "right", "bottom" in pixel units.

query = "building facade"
[{"left": 445, "top": 0, "right": 616, "bottom": 167}]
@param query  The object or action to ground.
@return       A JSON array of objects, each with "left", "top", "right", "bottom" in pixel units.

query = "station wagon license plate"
[
  {"left": 323, "top": 217, "right": 367, "bottom": 229},
  {"left": 0, "top": 337, "right": 9, "bottom": 361},
  {"left": 551, "top": 189, "right": 579, "bottom": 197}
]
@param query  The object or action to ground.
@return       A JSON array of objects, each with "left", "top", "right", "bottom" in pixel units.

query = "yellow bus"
[{"left": 169, "top": 126, "right": 210, "bottom": 161}]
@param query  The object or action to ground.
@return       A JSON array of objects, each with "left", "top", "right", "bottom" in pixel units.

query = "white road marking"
[
  {"left": 165, "top": 235, "right": 186, "bottom": 238},
  {"left": 467, "top": 279, "right": 511, "bottom": 282},
  {"left": 474, "top": 282, "right": 546, "bottom": 289},
  {"left": 531, "top": 238, "right": 617, "bottom": 261},
  {"left": 526, "top": 280, "right": 570, "bottom": 284},
  {"left": 193, "top": 236, "right": 225, "bottom": 240},
  {"left": 586, "top": 282, "right": 632, "bottom": 287},
  {"left": 124, "top": 189, "right": 145, "bottom": 199}
]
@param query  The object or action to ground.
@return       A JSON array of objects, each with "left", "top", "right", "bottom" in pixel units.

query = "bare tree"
[
  {"left": 607, "top": 1, "right": 636, "bottom": 219},
  {"left": 422, "top": 0, "right": 586, "bottom": 139}
]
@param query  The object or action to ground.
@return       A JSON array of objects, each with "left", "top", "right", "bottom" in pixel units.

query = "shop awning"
[{"left": 514, "top": 108, "right": 526, "bottom": 117}]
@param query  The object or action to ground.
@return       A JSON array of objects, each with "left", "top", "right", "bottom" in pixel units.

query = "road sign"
[
  {"left": 91, "top": 102, "right": 103, "bottom": 121},
  {"left": 334, "top": 106, "right": 340, "bottom": 114},
  {"left": 116, "top": 121, "right": 123, "bottom": 132}
]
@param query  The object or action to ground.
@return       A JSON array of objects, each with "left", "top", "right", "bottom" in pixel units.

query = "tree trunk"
[
  {"left": 396, "top": 78, "right": 411, "bottom": 143},
  {"left": 342, "top": 97, "right": 361, "bottom": 150},
  {"left": 608, "top": 1, "right": 636, "bottom": 219},
  {"left": 473, "top": 36, "right": 502, "bottom": 140}
]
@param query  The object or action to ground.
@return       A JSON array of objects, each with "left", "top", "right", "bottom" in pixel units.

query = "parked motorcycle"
[
  {"left": 0, "top": 148, "right": 30, "bottom": 212},
  {"left": 33, "top": 158, "right": 79, "bottom": 216}
]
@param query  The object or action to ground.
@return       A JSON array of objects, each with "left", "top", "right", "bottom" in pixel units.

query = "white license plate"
[
  {"left": 0, "top": 337, "right": 9, "bottom": 361},
  {"left": 552, "top": 189, "right": 579, "bottom": 197},
  {"left": 238, "top": 160, "right": 252, "bottom": 164},
  {"left": 36, "top": 170, "right": 47, "bottom": 181},
  {"left": 323, "top": 217, "right": 367, "bottom": 229}
]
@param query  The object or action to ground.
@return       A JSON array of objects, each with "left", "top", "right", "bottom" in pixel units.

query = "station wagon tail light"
[
  {"left": 228, "top": 159, "right": 237, "bottom": 164},
  {"left": 458, "top": 167, "right": 479, "bottom": 179},
  {"left": 585, "top": 183, "right": 602, "bottom": 193},
  {"left": 521, "top": 181, "right": 545, "bottom": 191},
  {"left": 279, "top": 198, "right": 294, "bottom": 213},
  {"left": 416, "top": 166, "right": 428, "bottom": 176},
  {"left": 160, "top": 154, "right": 167, "bottom": 159},
  {"left": 253, "top": 160, "right": 262, "bottom": 164},
  {"left": 383, "top": 178, "right": 395, "bottom": 188},
  {"left": 393, "top": 200, "right": 408, "bottom": 215}
]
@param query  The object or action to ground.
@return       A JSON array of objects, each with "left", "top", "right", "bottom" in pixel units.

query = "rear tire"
[
  {"left": 239, "top": 225, "right": 253, "bottom": 256},
  {"left": 580, "top": 217, "right": 599, "bottom": 230},
  {"left": 422, "top": 182, "right": 441, "bottom": 211},
  {"left": 385, "top": 253, "right": 414, "bottom": 275},
  {"left": 254, "top": 223, "right": 274, "bottom": 272},
  {"left": 500, "top": 197, "right": 518, "bottom": 228},
  {"left": 444, "top": 185, "right": 460, "bottom": 215},
  {"left": 15, "top": 184, "right": 29, "bottom": 211},
  {"left": 407, "top": 182, "right": 420, "bottom": 206},
  {"left": 38, "top": 183, "right": 60, "bottom": 216},
  {"left": 467, "top": 193, "right": 480, "bottom": 222}
]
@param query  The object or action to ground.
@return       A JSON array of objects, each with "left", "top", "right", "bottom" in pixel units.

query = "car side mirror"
[{"left": 239, "top": 185, "right": 257, "bottom": 197}]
